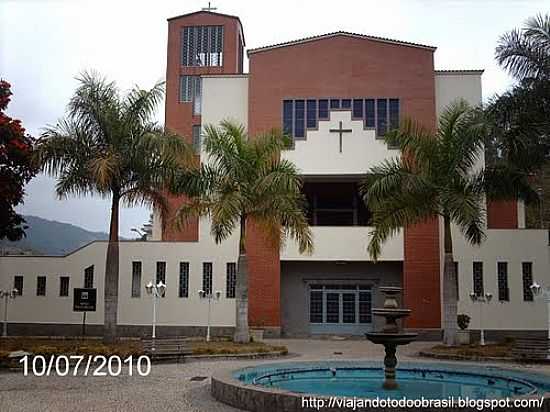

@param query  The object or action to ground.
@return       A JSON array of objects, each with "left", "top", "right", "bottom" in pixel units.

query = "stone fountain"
[{"left": 365, "top": 286, "right": 417, "bottom": 389}]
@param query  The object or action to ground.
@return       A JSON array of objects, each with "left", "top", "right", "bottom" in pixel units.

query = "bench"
[
  {"left": 141, "top": 338, "right": 194, "bottom": 361},
  {"left": 512, "top": 338, "right": 550, "bottom": 361}
]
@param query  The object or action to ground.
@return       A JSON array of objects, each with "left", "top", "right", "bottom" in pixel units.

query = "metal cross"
[
  {"left": 329, "top": 121, "right": 353, "bottom": 153},
  {"left": 202, "top": 2, "right": 217, "bottom": 11}
]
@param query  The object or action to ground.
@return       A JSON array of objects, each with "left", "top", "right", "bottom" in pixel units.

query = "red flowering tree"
[{"left": 0, "top": 80, "right": 36, "bottom": 241}]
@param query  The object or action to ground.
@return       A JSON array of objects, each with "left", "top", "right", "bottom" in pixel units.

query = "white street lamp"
[
  {"left": 198, "top": 289, "right": 222, "bottom": 342},
  {"left": 469, "top": 291, "right": 492, "bottom": 346},
  {"left": 530, "top": 282, "right": 550, "bottom": 341},
  {"left": 1, "top": 288, "right": 18, "bottom": 337},
  {"left": 145, "top": 280, "right": 167, "bottom": 344}
]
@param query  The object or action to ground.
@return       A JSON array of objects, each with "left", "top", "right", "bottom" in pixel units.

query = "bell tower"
[{"left": 162, "top": 10, "right": 245, "bottom": 240}]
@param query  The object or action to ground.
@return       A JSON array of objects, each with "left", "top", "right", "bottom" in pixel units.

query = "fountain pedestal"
[{"left": 365, "top": 286, "right": 417, "bottom": 390}]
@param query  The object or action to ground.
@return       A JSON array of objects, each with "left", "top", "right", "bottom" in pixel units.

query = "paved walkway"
[{"left": 1, "top": 339, "right": 549, "bottom": 412}]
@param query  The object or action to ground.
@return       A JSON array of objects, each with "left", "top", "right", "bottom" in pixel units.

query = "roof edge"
[
  {"left": 247, "top": 31, "right": 436, "bottom": 56},
  {"left": 435, "top": 69, "right": 484, "bottom": 75}
]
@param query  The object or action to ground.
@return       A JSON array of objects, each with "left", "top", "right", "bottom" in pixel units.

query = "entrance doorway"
[{"left": 309, "top": 284, "right": 373, "bottom": 335}]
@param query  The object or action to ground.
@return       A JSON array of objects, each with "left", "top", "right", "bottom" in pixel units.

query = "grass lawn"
[
  {"left": 430, "top": 342, "right": 513, "bottom": 358},
  {"left": 0, "top": 337, "right": 287, "bottom": 362}
]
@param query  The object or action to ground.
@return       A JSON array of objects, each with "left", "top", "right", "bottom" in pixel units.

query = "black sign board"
[{"left": 73, "top": 288, "right": 97, "bottom": 312}]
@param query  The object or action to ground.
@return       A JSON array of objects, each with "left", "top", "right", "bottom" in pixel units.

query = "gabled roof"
[
  {"left": 167, "top": 10, "right": 245, "bottom": 46},
  {"left": 247, "top": 31, "right": 436, "bottom": 56}
]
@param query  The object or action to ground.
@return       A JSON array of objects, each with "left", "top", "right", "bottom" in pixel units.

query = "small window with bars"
[
  {"left": 226, "top": 263, "right": 236, "bottom": 298},
  {"left": 84, "top": 266, "right": 94, "bottom": 288},
  {"left": 13, "top": 275, "right": 23, "bottom": 296},
  {"left": 131, "top": 262, "right": 142, "bottom": 298},
  {"left": 59, "top": 276, "right": 70, "bottom": 297},
  {"left": 473, "top": 262, "right": 484, "bottom": 297},
  {"left": 202, "top": 262, "right": 213, "bottom": 295},
  {"left": 497, "top": 262, "right": 509, "bottom": 301},
  {"left": 179, "top": 76, "right": 202, "bottom": 115},
  {"left": 156, "top": 262, "right": 166, "bottom": 283},
  {"left": 522, "top": 262, "right": 534, "bottom": 301},
  {"left": 37, "top": 276, "right": 46, "bottom": 296},
  {"left": 179, "top": 262, "right": 189, "bottom": 298},
  {"left": 309, "top": 290, "right": 323, "bottom": 323},
  {"left": 192, "top": 125, "right": 201, "bottom": 152}
]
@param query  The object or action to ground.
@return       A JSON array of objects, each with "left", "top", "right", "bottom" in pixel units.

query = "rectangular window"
[
  {"left": 326, "top": 293, "right": 340, "bottom": 323},
  {"left": 131, "top": 262, "right": 142, "bottom": 298},
  {"left": 473, "top": 262, "right": 484, "bottom": 297},
  {"left": 522, "top": 262, "right": 534, "bottom": 301},
  {"left": 342, "top": 293, "right": 356, "bottom": 323},
  {"left": 84, "top": 265, "right": 94, "bottom": 288},
  {"left": 376, "top": 98, "right": 388, "bottom": 136},
  {"left": 294, "top": 99, "right": 305, "bottom": 139},
  {"left": 497, "top": 262, "right": 509, "bottom": 301},
  {"left": 309, "top": 290, "right": 323, "bottom": 323},
  {"left": 365, "top": 99, "right": 375, "bottom": 128},
  {"left": 37, "top": 276, "right": 46, "bottom": 296},
  {"left": 202, "top": 262, "right": 213, "bottom": 295},
  {"left": 330, "top": 99, "right": 340, "bottom": 109},
  {"left": 181, "top": 25, "right": 224, "bottom": 67},
  {"left": 318, "top": 99, "right": 329, "bottom": 119},
  {"left": 226, "top": 262, "right": 236, "bottom": 298},
  {"left": 306, "top": 99, "right": 317, "bottom": 129},
  {"left": 352, "top": 99, "right": 364, "bottom": 119},
  {"left": 359, "top": 291, "right": 372, "bottom": 323},
  {"left": 283, "top": 100, "right": 293, "bottom": 136},
  {"left": 179, "top": 76, "right": 201, "bottom": 114},
  {"left": 341, "top": 99, "right": 351, "bottom": 109},
  {"left": 179, "top": 262, "right": 189, "bottom": 298},
  {"left": 59, "top": 276, "right": 69, "bottom": 297},
  {"left": 454, "top": 262, "right": 459, "bottom": 301},
  {"left": 192, "top": 125, "right": 201, "bottom": 152},
  {"left": 156, "top": 262, "right": 166, "bottom": 297},
  {"left": 13, "top": 275, "right": 23, "bottom": 296},
  {"left": 389, "top": 98, "right": 400, "bottom": 130}
]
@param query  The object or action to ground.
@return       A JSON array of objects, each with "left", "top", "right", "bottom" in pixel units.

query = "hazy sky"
[{"left": 0, "top": 0, "right": 545, "bottom": 237}]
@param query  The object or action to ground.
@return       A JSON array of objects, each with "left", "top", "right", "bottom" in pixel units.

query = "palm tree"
[
  {"left": 495, "top": 13, "right": 550, "bottom": 81},
  {"left": 35, "top": 72, "right": 194, "bottom": 343},
  {"left": 362, "top": 99, "right": 536, "bottom": 346},
  {"left": 172, "top": 120, "right": 312, "bottom": 343}
]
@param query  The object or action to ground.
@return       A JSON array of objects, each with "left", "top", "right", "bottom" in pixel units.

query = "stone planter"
[
  {"left": 250, "top": 328, "right": 264, "bottom": 342},
  {"left": 457, "top": 330, "right": 471, "bottom": 345}
]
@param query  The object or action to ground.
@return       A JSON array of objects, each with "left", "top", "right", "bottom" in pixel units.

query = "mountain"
[{"left": 0, "top": 215, "right": 110, "bottom": 256}]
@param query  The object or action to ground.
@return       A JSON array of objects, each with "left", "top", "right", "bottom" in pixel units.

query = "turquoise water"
[{"left": 234, "top": 361, "right": 550, "bottom": 399}]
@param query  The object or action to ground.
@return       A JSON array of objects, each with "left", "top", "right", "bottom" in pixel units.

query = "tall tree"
[
  {"left": 362, "top": 100, "right": 536, "bottom": 346},
  {"left": 35, "top": 72, "right": 193, "bottom": 342},
  {"left": 172, "top": 120, "right": 312, "bottom": 343},
  {"left": 487, "top": 13, "right": 550, "bottom": 227},
  {"left": 0, "top": 80, "right": 36, "bottom": 241}
]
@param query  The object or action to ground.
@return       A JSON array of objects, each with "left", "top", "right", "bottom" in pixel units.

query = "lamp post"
[
  {"left": 530, "top": 282, "right": 550, "bottom": 340},
  {"left": 198, "top": 289, "right": 221, "bottom": 342},
  {"left": 1, "top": 288, "right": 18, "bottom": 337},
  {"left": 469, "top": 291, "right": 493, "bottom": 346},
  {"left": 145, "top": 280, "right": 166, "bottom": 342}
]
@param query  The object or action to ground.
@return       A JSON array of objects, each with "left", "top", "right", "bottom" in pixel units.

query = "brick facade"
[
  {"left": 247, "top": 34, "right": 440, "bottom": 329},
  {"left": 487, "top": 200, "right": 518, "bottom": 229}
]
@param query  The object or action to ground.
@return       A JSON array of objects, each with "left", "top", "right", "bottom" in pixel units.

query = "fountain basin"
[{"left": 212, "top": 361, "right": 550, "bottom": 412}]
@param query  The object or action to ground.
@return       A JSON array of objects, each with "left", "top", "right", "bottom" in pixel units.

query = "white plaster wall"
[
  {"left": 282, "top": 111, "right": 399, "bottom": 176},
  {"left": 454, "top": 229, "right": 550, "bottom": 330},
  {"left": 282, "top": 227, "right": 403, "bottom": 261}
]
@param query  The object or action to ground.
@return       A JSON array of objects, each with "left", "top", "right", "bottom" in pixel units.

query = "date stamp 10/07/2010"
[{"left": 19, "top": 355, "right": 151, "bottom": 377}]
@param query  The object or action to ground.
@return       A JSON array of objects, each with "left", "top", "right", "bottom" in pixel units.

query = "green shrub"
[{"left": 457, "top": 314, "right": 471, "bottom": 330}]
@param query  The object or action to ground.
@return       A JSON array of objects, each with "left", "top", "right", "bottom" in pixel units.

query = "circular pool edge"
[{"left": 211, "top": 360, "right": 550, "bottom": 412}]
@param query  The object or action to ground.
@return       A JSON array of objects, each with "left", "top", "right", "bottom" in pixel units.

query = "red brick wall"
[
  {"left": 247, "top": 35, "right": 440, "bottom": 329},
  {"left": 487, "top": 200, "right": 518, "bottom": 229},
  {"left": 163, "top": 12, "right": 244, "bottom": 240}
]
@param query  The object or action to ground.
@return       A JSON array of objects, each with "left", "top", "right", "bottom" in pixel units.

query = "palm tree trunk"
[
  {"left": 442, "top": 215, "right": 458, "bottom": 346},
  {"left": 233, "top": 215, "right": 249, "bottom": 343},
  {"left": 103, "top": 192, "right": 120, "bottom": 343}
]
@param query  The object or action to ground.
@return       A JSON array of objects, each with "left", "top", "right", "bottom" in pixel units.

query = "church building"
[{"left": 0, "top": 9, "right": 548, "bottom": 339}]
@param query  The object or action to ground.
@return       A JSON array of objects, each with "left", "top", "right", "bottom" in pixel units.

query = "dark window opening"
[
  {"left": 303, "top": 181, "right": 371, "bottom": 226},
  {"left": 365, "top": 99, "right": 375, "bottom": 128},
  {"left": 376, "top": 98, "right": 388, "bottom": 136},
  {"left": 473, "top": 262, "right": 484, "bottom": 297},
  {"left": 226, "top": 262, "right": 236, "bottom": 298},
  {"left": 497, "top": 262, "right": 509, "bottom": 302},
  {"left": 306, "top": 99, "right": 317, "bottom": 129},
  {"left": 352, "top": 99, "right": 363, "bottom": 119},
  {"left": 522, "top": 262, "right": 534, "bottom": 301},
  {"left": 59, "top": 276, "right": 69, "bottom": 297},
  {"left": 179, "top": 262, "right": 189, "bottom": 298},
  {"left": 294, "top": 100, "right": 305, "bottom": 138},
  {"left": 37, "top": 276, "right": 46, "bottom": 296},
  {"left": 13, "top": 276, "right": 23, "bottom": 296},
  {"left": 318, "top": 99, "right": 329, "bottom": 119},
  {"left": 203, "top": 262, "right": 213, "bottom": 295},
  {"left": 84, "top": 265, "right": 94, "bottom": 288}
]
